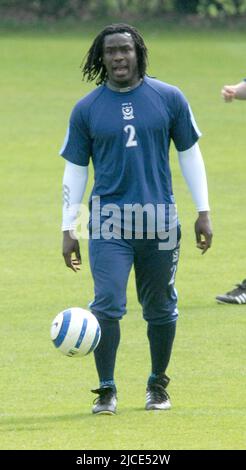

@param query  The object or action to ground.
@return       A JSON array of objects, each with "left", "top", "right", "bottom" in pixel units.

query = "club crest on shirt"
[{"left": 122, "top": 102, "right": 134, "bottom": 120}]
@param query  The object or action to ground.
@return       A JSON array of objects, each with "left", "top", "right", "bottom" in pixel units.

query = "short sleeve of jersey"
[
  {"left": 170, "top": 88, "right": 201, "bottom": 152},
  {"left": 60, "top": 101, "right": 91, "bottom": 166}
]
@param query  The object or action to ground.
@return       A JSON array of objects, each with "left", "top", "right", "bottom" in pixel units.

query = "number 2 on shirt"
[{"left": 124, "top": 125, "right": 138, "bottom": 148}]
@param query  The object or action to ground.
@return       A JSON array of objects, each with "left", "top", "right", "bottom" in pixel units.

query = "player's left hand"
[{"left": 194, "top": 211, "right": 213, "bottom": 255}]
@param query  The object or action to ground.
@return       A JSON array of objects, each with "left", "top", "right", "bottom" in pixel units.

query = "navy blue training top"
[{"left": 60, "top": 76, "right": 201, "bottom": 228}]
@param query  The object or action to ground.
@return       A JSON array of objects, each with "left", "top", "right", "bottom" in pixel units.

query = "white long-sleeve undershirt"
[
  {"left": 178, "top": 142, "right": 210, "bottom": 212},
  {"left": 62, "top": 161, "right": 88, "bottom": 231}
]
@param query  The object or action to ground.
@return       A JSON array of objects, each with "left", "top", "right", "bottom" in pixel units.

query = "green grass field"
[{"left": 0, "top": 21, "right": 246, "bottom": 450}]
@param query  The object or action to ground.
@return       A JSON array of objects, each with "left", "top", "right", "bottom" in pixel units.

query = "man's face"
[{"left": 103, "top": 33, "right": 139, "bottom": 88}]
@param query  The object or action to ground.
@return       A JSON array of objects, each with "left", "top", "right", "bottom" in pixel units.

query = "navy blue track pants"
[{"left": 89, "top": 228, "right": 181, "bottom": 326}]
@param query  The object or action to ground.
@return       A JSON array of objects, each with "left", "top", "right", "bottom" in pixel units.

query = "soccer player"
[
  {"left": 215, "top": 79, "right": 246, "bottom": 305},
  {"left": 60, "top": 24, "right": 213, "bottom": 415}
]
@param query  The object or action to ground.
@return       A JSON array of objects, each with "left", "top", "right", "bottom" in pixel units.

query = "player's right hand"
[{"left": 62, "top": 230, "right": 81, "bottom": 273}]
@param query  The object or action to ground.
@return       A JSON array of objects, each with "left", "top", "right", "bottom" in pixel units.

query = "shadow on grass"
[
  {"left": 0, "top": 407, "right": 160, "bottom": 431},
  {"left": 0, "top": 412, "right": 93, "bottom": 431},
  {"left": 5, "top": 403, "right": 238, "bottom": 431}
]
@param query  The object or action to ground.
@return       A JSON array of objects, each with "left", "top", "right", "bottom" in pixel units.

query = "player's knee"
[
  {"left": 90, "top": 289, "right": 126, "bottom": 320},
  {"left": 143, "top": 306, "right": 178, "bottom": 325}
]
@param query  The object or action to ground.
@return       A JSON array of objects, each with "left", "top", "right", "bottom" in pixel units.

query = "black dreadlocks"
[{"left": 81, "top": 23, "right": 148, "bottom": 86}]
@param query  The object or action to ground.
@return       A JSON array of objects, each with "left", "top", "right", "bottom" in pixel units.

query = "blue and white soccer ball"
[{"left": 50, "top": 307, "right": 101, "bottom": 357}]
